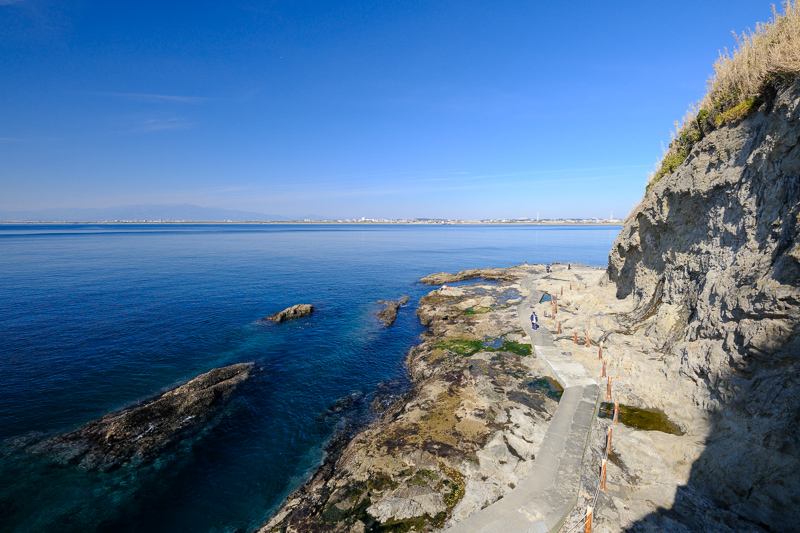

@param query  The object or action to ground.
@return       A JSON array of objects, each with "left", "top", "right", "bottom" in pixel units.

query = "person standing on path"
[{"left": 531, "top": 312, "right": 538, "bottom": 331}]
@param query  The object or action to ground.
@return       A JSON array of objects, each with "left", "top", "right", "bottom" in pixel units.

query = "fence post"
[
  {"left": 558, "top": 321, "right": 562, "bottom": 334},
  {"left": 606, "top": 376, "right": 612, "bottom": 400},
  {"left": 574, "top": 331, "right": 578, "bottom": 344},
  {"left": 600, "top": 458, "right": 607, "bottom": 492},
  {"left": 606, "top": 426, "right": 613, "bottom": 456},
  {"left": 585, "top": 506, "right": 593, "bottom": 533},
  {"left": 613, "top": 401, "right": 619, "bottom": 424}
]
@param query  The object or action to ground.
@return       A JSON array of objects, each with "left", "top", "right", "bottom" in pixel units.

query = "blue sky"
[{"left": 0, "top": 1, "right": 773, "bottom": 219}]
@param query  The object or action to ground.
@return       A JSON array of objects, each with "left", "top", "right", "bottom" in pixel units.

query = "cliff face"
[{"left": 607, "top": 81, "right": 800, "bottom": 530}]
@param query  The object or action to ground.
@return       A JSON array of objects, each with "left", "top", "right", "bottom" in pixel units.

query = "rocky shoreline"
[
  {"left": 262, "top": 266, "right": 568, "bottom": 532},
  {"left": 262, "top": 250, "right": 798, "bottom": 532}
]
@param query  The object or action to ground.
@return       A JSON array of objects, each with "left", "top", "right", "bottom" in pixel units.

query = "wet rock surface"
[
  {"left": 377, "top": 296, "right": 410, "bottom": 326},
  {"left": 261, "top": 265, "right": 563, "bottom": 532},
  {"left": 33, "top": 363, "right": 253, "bottom": 471},
  {"left": 264, "top": 304, "right": 315, "bottom": 322}
]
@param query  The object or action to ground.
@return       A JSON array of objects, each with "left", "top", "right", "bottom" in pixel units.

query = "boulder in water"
[
  {"left": 264, "top": 304, "right": 315, "bottom": 322},
  {"left": 377, "top": 296, "right": 409, "bottom": 326}
]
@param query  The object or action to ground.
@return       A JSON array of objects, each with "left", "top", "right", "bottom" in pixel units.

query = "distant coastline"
[{"left": 0, "top": 220, "right": 623, "bottom": 226}]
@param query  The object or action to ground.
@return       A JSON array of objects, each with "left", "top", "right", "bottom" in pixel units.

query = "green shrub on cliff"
[
  {"left": 648, "top": 1, "right": 800, "bottom": 191},
  {"left": 714, "top": 96, "right": 764, "bottom": 126}
]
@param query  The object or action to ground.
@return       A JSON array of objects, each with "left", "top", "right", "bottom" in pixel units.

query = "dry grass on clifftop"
[{"left": 649, "top": 1, "right": 800, "bottom": 188}]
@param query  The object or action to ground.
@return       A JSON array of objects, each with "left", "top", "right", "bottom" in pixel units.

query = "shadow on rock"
[{"left": 625, "top": 332, "right": 800, "bottom": 533}]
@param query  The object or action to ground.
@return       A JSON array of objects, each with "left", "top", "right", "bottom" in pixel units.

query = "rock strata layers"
[
  {"left": 261, "top": 265, "right": 565, "bottom": 532},
  {"left": 264, "top": 304, "right": 315, "bottom": 322},
  {"left": 34, "top": 363, "right": 253, "bottom": 471},
  {"left": 377, "top": 296, "right": 410, "bottom": 326}
]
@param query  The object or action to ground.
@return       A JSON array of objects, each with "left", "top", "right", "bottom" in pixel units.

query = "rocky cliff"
[{"left": 606, "top": 80, "right": 800, "bottom": 530}]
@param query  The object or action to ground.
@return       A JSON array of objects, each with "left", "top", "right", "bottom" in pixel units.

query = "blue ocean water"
[{"left": 0, "top": 223, "right": 619, "bottom": 532}]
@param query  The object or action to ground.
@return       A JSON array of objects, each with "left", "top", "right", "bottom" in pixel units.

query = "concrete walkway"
[{"left": 444, "top": 277, "right": 600, "bottom": 533}]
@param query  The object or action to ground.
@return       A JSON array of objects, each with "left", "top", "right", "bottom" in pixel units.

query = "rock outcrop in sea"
[
  {"left": 419, "top": 268, "right": 518, "bottom": 285},
  {"left": 377, "top": 296, "right": 410, "bottom": 326},
  {"left": 263, "top": 304, "right": 315, "bottom": 322},
  {"left": 33, "top": 363, "right": 253, "bottom": 471}
]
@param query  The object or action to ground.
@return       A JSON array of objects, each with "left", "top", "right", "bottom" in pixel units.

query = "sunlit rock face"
[{"left": 607, "top": 81, "right": 800, "bottom": 531}]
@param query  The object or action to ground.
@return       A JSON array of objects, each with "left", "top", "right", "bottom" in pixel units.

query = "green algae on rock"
[{"left": 598, "top": 402, "right": 684, "bottom": 436}]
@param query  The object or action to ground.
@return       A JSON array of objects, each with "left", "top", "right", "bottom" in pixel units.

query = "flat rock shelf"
[{"left": 444, "top": 277, "right": 600, "bottom": 533}]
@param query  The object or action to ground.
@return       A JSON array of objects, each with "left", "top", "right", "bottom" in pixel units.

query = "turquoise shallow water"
[{"left": 0, "top": 223, "right": 619, "bottom": 532}]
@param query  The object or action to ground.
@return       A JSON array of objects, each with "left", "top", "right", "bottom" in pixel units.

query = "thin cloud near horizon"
[
  {"left": 136, "top": 117, "right": 198, "bottom": 132},
  {"left": 98, "top": 92, "right": 214, "bottom": 105}
]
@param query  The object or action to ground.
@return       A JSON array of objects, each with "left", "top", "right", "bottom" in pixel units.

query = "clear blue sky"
[{"left": 0, "top": 1, "right": 773, "bottom": 219}]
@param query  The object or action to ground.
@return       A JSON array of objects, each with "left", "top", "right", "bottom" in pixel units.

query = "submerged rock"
[
  {"left": 376, "top": 296, "right": 410, "bottom": 326},
  {"left": 35, "top": 363, "right": 253, "bottom": 471},
  {"left": 263, "top": 304, "right": 314, "bottom": 322}
]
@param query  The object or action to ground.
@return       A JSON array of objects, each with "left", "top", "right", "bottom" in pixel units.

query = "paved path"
[{"left": 444, "top": 276, "right": 600, "bottom": 533}]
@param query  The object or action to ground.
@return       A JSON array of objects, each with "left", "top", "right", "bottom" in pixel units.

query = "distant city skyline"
[
  {"left": 0, "top": 1, "right": 772, "bottom": 219},
  {"left": 0, "top": 203, "right": 623, "bottom": 223}
]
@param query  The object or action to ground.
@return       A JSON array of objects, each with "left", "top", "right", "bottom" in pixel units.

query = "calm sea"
[{"left": 0, "top": 223, "right": 619, "bottom": 532}]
